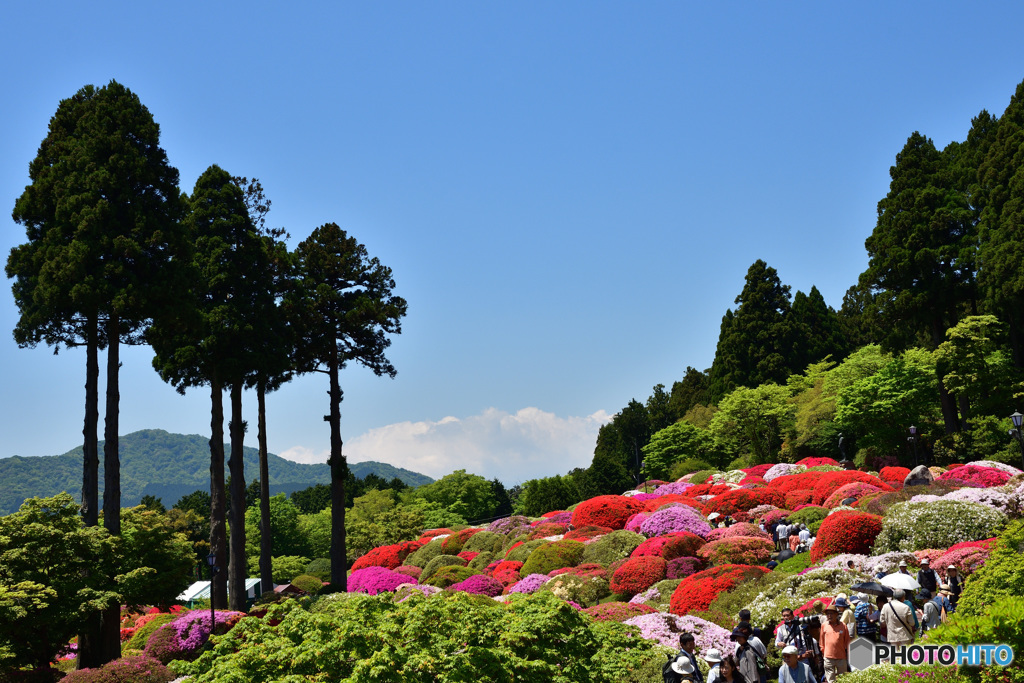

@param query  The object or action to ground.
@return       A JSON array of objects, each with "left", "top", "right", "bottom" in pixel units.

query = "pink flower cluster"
[
  {"left": 638, "top": 505, "right": 712, "bottom": 538},
  {"left": 624, "top": 612, "right": 733, "bottom": 654},
  {"left": 654, "top": 481, "right": 696, "bottom": 496},
  {"left": 449, "top": 574, "right": 504, "bottom": 597},
  {"left": 507, "top": 573, "right": 550, "bottom": 594},
  {"left": 348, "top": 566, "right": 416, "bottom": 595},
  {"left": 938, "top": 465, "right": 1012, "bottom": 488}
]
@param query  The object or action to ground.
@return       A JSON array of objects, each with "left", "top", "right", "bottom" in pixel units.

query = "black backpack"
[{"left": 663, "top": 654, "right": 679, "bottom": 683}]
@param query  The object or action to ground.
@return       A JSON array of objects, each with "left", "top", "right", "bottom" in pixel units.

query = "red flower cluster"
[
  {"left": 564, "top": 525, "right": 614, "bottom": 541},
  {"left": 549, "top": 563, "right": 608, "bottom": 580},
  {"left": 421, "top": 528, "right": 454, "bottom": 540},
  {"left": 879, "top": 466, "right": 911, "bottom": 487},
  {"left": 528, "top": 522, "right": 569, "bottom": 540},
  {"left": 809, "top": 510, "right": 883, "bottom": 562},
  {"left": 823, "top": 482, "right": 885, "bottom": 509},
  {"left": 759, "top": 509, "right": 792, "bottom": 526},
  {"left": 351, "top": 542, "right": 410, "bottom": 571},
  {"left": 505, "top": 541, "right": 524, "bottom": 557},
  {"left": 795, "top": 457, "right": 841, "bottom": 468},
  {"left": 696, "top": 536, "right": 773, "bottom": 566},
  {"left": 489, "top": 559, "right": 526, "bottom": 587},
  {"left": 643, "top": 494, "right": 703, "bottom": 512},
  {"left": 938, "top": 465, "right": 1012, "bottom": 488},
  {"left": 581, "top": 602, "right": 658, "bottom": 622},
  {"left": 945, "top": 537, "right": 997, "bottom": 553},
  {"left": 669, "top": 564, "right": 770, "bottom": 616},
  {"left": 686, "top": 483, "right": 735, "bottom": 497},
  {"left": 610, "top": 556, "right": 667, "bottom": 595},
  {"left": 393, "top": 565, "right": 422, "bottom": 580},
  {"left": 769, "top": 472, "right": 826, "bottom": 494},
  {"left": 793, "top": 596, "right": 834, "bottom": 617},
  {"left": 743, "top": 464, "right": 775, "bottom": 477},
  {"left": 811, "top": 471, "right": 891, "bottom": 505},
  {"left": 739, "top": 476, "right": 767, "bottom": 486},
  {"left": 571, "top": 495, "right": 647, "bottom": 530},
  {"left": 785, "top": 490, "right": 815, "bottom": 509},
  {"left": 704, "top": 488, "right": 785, "bottom": 516},
  {"left": 631, "top": 532, "right": 706, "bottom": 561},
  {"left": 541, "top": 510, "right": 568, "bottom": 518},
  {"left": 666, "top": 556, "right": 706, "bottom": 579},
  {"left": 457, "top": 551, "right": 480, "bottom": 562}
]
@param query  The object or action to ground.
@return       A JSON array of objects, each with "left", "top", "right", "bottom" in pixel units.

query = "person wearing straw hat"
[
  {"left": 778, "top": 645, "right": 814, "bottom": 683},
  {"left": 704, "top": 648, "right": 724, "bottom": 683},
  {"left": 820, "top": 604, "right": 851, "bottom": 682}
]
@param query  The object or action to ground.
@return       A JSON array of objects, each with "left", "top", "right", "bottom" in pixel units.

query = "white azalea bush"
[
  {"left": 763, "top": 463, "right": 806, "bottom": 482},
  {"left": 873, "top": 500, "right": 1007, "bottom": 553},
  {"left": 748, "top": 567, "right": 868, "bottom": 623},
  {"left": 710, "top": 470, "right": 747, "bottom": 484}
]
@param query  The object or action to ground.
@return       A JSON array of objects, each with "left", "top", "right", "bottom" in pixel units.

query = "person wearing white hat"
[
  {"left": 779, "top": 645, "right": 814, "bottom": 683},
  {"left": 704, "top": 648, "right": 724, "bottom": 683},
  {"left": 897, "top": 560, "right": 912, "bottom": 576},
  {"left": 671, "top": 655, "right": 697, "bottom": 681},
  {"left": 944, "top": 565, "right": 963, "bottom": 611},
  {"left": 917, "top": 558, "right": 939, "bottom": 594}
]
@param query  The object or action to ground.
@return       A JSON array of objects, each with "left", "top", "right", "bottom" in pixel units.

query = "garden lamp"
[{"left": 1010, "top": 411, "right": 1024, "bottom": 470}]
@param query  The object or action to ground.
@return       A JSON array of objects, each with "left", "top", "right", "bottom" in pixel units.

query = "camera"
[{"left": 786, "top": 615, "right": 820, "bottom": 627}]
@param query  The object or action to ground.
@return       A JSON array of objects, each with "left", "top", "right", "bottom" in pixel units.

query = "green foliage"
[
  {"left": 291, "top": 574, "right": 324, "bottom": 594},
  {"left": 304, "top": 558, "right": 332, "bottom": 582},
  {"left": 244, "top": 493, "right": 310, "bottom": 562},
  {"left": 421, "top": 555, "right": 468, "bottom": 583},
  {"left": 423, "top": 566, "right": 479, "bottom": 589},
  {"left": 298, "top": 507, "right": 332, "bottom": 559},
  {"left": 404, "top": 538, "right": 446, "bottom": 569},
  {"left": 409, "top": 470, "right": 499, "bottom": 523},
  {"left": 580, "top": 531, "right": 645, "bottom": 567},
  {"left": 774, "top": 552, "right": 813, "bottom": 575},
  {"left": 290, "top": 483, "right": 332, "bottom": 514},
  {"left": 506, "top": 539, "right": 547, "bottom": 564},
  {"left": 957, "top": 520, "right": 1024, "bottom": 617},
  {"left": 520, "top": 540, "right": 585, "bottom": 577},
  {"left": 924, "top": 596, "right": 1024, "bottom": 659},
  {"left": 515, "top": 475, "right": 583, "bottom": 516},
  {"left": 710, "top": 383, "right": 795, "bottom": 464},
  {"left": 246, "top": 555, "right": 311, "bottom": 584},
  {"left": 345, "top": 489, "right": 424, "bottom": 562},
  {"left": 404, "top": 499, "right": 468, "bottom": 529},
  {"left": 115, "top": 506, "right": 196, "bottom": 607},
  {"left": 462, "top": 531, "right": 504, "bottom": 554},
  {"left": 124, "top": 614, "right": 177, "bottom": 652},
  {"left": 468, "top": 552, "right": 496, "bottom": 572},
  {"left": 669, "top": 368, "right": 711, "bottom": 423},
  {"left": 642, "top": 422, "right": 721, "bottom": 480},
  {"left": 666, "top": 457, "right": 714, "bottom": 481},
  {"left": 935, "top": 316, "right": 1023, "bottom": 417},
  {"left": 538, "top": 573, "right": 610, "bottom": 607},
  {"left": 787, "top": 506, "right": 828, "bottom": 533},
  {"left": 172, "top": 590, "right": 655, "bottom": 682}
]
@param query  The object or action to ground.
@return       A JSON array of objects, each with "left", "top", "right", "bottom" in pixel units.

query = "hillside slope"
[{"left": 0, "top": 429, "right": 432, "bottom": 514}]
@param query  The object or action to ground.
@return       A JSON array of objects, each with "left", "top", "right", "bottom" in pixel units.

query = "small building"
[{"left": 177, "top": 579, "right": 263, "bottom": 608}]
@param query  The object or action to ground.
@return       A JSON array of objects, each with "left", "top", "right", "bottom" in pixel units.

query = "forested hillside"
[{"left": 0, "top": 429, "right": 432, "bottom": 514}]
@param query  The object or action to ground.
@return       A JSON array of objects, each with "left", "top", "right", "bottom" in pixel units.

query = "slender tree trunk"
[
  {"left": 257, "top": 381, "right": 273, "bottom": 596},
  {"left": 932, "top": 321, "right": 961, "bottom": 434},
  {"left": 228, "top": 381, "right": 247, "bottom": 611},
  {"left": 209, "top": 378, "right": 228, "bottom": 611},
  {"left": 957, "top": 394, "right": 970, "bottom": 430},
  {"left": 96, "top": 314, "right": 121, "bottom": 664},
  {"left": 76, "top": 314, "right": 102, "bottom": 669},
  {"left": 328, "top": 347, "right": 347, "bottom": 590}
]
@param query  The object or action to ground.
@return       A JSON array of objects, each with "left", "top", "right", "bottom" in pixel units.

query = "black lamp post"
[
  {"left": 206, "top": 552, "right": 218, "bottom": 629},
  {"left": 1009, "top": 411, "right": 1024, "bottom": 471},
  {"left": 907, "top": 426, "right": 919, "bottom": 468}
]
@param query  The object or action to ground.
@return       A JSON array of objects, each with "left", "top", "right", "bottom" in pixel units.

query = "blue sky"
[{"left": 2, "top": 2, "right": 1024, "bottom": 483}]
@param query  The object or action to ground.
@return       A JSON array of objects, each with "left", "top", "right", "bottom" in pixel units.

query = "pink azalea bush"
[
  {"left": 348, "top": 566, "right": 416, "bottom": 595},
  {"left": 934, "top": 546, "right": 991, "bottom": 575},
  {"left": 654, "top": 481, "right": 696, "bottom": 496},
  {"left": 697, "top": 536, "right": 773, "bottom": 566},
  {"left": 763, "top": 463, "right": 805, "bottom": 482},
  {"left": 449, "top": 574, "right": 504, "bottom": 597},
  {"left": 145, "top": 610, "right": 246, "bottom": 664},
  {"left": 638, "top": 505, "right": 712, "bottom": 538},
  {"left": 705, "top": 522, "right": 770, "bottom": 541},
  {"left": 507, "top": 573, "right": 550, "bottom": 594},
  {"left": 624, "top": 612, "right": 733, "bottom": 654},
  {"left": 667, "top": 556, "right": 706, "bottom": 579},
  {"left": 938, "top": 465, "right": 1012, "bottom": 488}
]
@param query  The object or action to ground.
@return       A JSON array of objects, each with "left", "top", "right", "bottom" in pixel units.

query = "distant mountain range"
[{"left": 0, "top": 429, "right": 433, "bottom": 515}]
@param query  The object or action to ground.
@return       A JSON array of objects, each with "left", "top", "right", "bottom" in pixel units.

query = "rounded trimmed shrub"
[
  {"left": 519, "top": 539, "right": 585, "bottom": 577},
  {"left": 631, "top": 532, "right": 706, "bottom": 561},
  {"left": 637, "top": 506, "right": 712, "bottom": 538},
  {"left": 666, "top": 556, "right": 706, "bottom": 579},
  {"left": 403, "top": 538, "right": 445, "bottom": 568},
  {"left": 873, "top": 500, "right": 1008, "bottom": 553},
  {"left": 423, "top": 565, "right": 479, "bottom": 589},
  {"left": 580, "top": 530, "right": 645, "bottom": 566},
  {"left": 609, "top": 556, "right": 667, "bottom": 596},
  {"left": 291, "top": 574, "right": 323, "bottom": 594},
  {"left": 505, "top": 539, "right": 547, "bottom": 563},
  {"left": 538, "top": 572, "right": 610, "bottom": 606},
  {"left": 462, "top": 530, "right": 505, "bottom": 554},
  {"left": 421, "top": 554, "right": 468, "bottom": 582},
  {"left": 570, "top": 495, "right": 647, "bottom": 530},
  {"left": 448, "top": 574, "right": 504, "bottom": 597},
  {"left": 669, "top": 564, "right": 769, "bottom": 616},
  {"left": 696, "top": 536, "right": 773, "bottom": 565},
  {"left": 810, "top": 510, "right": 883, "bottom": 562},
  {"left": 581, "top": 602, "right": 658, "bottom": 622},
  {"left": 304, "top": 558, "right": 331, "bottom": 581},
  {"left": 810, "top": 471, "right": 891, "bottom": 505},
  {"left": 349, "top": 566, "right": 417, "bottom": 595}
]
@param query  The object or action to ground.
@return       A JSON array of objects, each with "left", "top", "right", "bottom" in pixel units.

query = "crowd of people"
[{"left": 664, "top": 560, "right": 964, "bottom": 683}]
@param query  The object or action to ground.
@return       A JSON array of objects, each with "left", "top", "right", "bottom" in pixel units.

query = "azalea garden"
[{"left": 8, "top": 456, "right": 1020, "bottom": 683}]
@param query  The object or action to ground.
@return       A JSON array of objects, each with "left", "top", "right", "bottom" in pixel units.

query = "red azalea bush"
[
  {"left": 666, "top": 556, "right": 707, "bottom": 579},
  {"left": 769, "top": 472, "right": 826, "bottom": 494},
  {"left": 696, "top": 536, "right": 774, "bottom": 566},
  {"left": 796, "top": 457, "right": 840, "bottom": 468},
  {"left": 739, "top": 476, "right": 767, "bottom": 486},
  {"left": 743, "top": 464, "right": 775, "bottom": 477},
  {"left": 945, "top": 538, "right": 998, "bottom": 553},
  {"left": 809, "top": 510, "right": 883, "bottom": 562},
  {"left": 811, "top": 471, "right": 891, "bottom": 505},
  {"left": 686, "top": 483, "right": 735, "bottom": 498},
  {"left": 879, "top": 466, "right": 911, "bottom": 487},
  {"left": 643, "top": 494, "right": 703, "bottom": 512},
  {"left": 528, "top": 522, "right": 570, "bottom": 540},
  {"left": 549, "top": 563, "right": 609, "bottom": 580},
  {"left": 571, "top": 495, "right": 647, "bottom": 530},
  {"left": 564, "top": 525, "right": 614, "bottom": 541},
  {"left": 542, "top": 510, "right": 568, "bottom": 518},
  {"left": 609, "top": 556, "right": 668, "bottom": 595},
  {"left": 823, "top": 482, "right": 885, "bottom": 509},
  {"left": 457, "top": 551, "right": 480, "bottom": 562},
  {"left": 938, "top": 465, "right": 1012, "bottom": 488},
  {"left": 785, "top": 490, "right": 816, "bottom": 509},
  {"left": 705, "top": 523, "right": 770, "bottom": 542},
  {"left": 703, "top": 488, "right": 785, "bottom": 517},
  {"left": 421, "top": 528, "right": 454, "bottom": 540},
  {"left": 794, "top": 596, "right": 834, "bottom": 618},
  {"left": 669, "top": 564, "right": 770, "bottom": 616},
  {"left": 631, "top": 532, "right": 706, "bottom": 560},
  {"left": 488, "top": 560, "right": 524, "bottom": 576},
  {"left": 350, "top": 543, "right": 410, "bottom": 571},
  {"left": 731, "top": 510, "right": 751, "bottom": 524},
  {"left": 581, "top": 602, "right": 658, "bottom": 622}
]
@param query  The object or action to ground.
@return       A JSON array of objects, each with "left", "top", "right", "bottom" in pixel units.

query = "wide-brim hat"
[
  {"left": 730, "top": 628, "right": 747, "bottom": 640},
  {"left": 898, "top": 561, "right": 908, "bottom": 567},
  {"left": 834, "top": 598, "right": 850, "bottom": 609},
  {"left": 781, "top": 645, "right": 799, "bottom": 656},
  {"left": 939, "top": 584, "right": 951, "bottom": 593},
  {"left": 921, "top": 558, "right": 930, "bottom": 564},
  {"left": 824, "top": 605, "right": 839, "bottom": 613},
  {"left": 671, "top": 657, "right": 696, "bottom": 675},
  {"left": 704, "top": 649, "right": 723, "bottom": 663},
  {"left": 947, "top": 565, "right": 957, "bottom": 570}
]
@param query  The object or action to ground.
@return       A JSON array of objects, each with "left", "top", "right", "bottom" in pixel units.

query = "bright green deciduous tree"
[
  {"left": 412, "top": 470, "right": 499, "bottom": 523},
  {"left": 709, "top": 383, "right": 795, "bottom": 465},
  {"left": 345, "top": 489, "right": 424, "bottom": 561},
  {"left": 641, "top": 421, "right": 721, "bottom": 480},
  {"left": 244, "top": 494, "right": 310, "bottom": 562}
]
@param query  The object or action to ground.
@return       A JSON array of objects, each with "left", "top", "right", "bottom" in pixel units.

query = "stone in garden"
[{"left": 904, "top": 465, "right": 934, "bottom": 488}]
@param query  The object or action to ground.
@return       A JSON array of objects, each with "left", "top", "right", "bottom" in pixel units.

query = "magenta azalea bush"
[
  {"left": 348, "top": 566, "right": 416, "bottom": 595},
  {"left": 145, "top": 610, "right": 245, "bottom": 663},
  {"left": 666, "top": 556, "right": 706, "bottom": 579},
  {"left": 449, "top": 573, "right": 504, "bottom": 597},
  {"left": 938, "top": 465, "right": 1011, "bottom": 488},
  {"left": 653, "top": 481, "right": 695, "bottom": 496},
  {"left": 486, "top": 516, "right": 532, "bottom": 535},
  {"left": 624, "top": 512, "right": 649, "bottom": 533},
  {"left": 638, "top": 505, "right": 712, "bottom": 538}
]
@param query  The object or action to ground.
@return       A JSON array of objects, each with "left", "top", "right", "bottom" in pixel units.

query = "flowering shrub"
[
  {"left": 486, "top": 516, "right": 532, "bottom": 536},
  {"left": 710, "top": 469, "right": 747, "bottom": 484},
  {"left": 62, "top": 655, "right": 175, "bottom": 683},
  {"left": 940, "top": 487, "right": 1015, "bottom": 514},
  {"left": 971, "top": 460, "right": 1024, "bottom": 477},
  {"left": 441, "top": 528, "right": 484, "bottom": 554},
  {"left": 873, "top": 500, "right": 1008, "bottom": 552},
  {"left": 580, "top": 530, "right": 645, "bottom": 566},
  {"left": 392, "top": 565, "right": 422, "bottom": 581},
  {"left": 739, "top": 475, "right": 767, "bottom": 486},
  {"left": 666, "top": 556, "right": 707, "bottom": 579},
  {"left": 424, "top": 565, "right": 479, "bottom": 589},
  {"left": 697, "top": 536, "right": 774, "bottom": 565},
  {"left": 823, "top": 482, "right": 885, "bottom": 509},
  {"left": 507, "top": 573, "right": 551, "bottom": 594},
  {"left": 686, "top": 483, "right": 735, "bottom": 498},
  {"left": 538, "top": 572, "right": 610, "bottom": 606},
  {"left": 785, "top": 489, "right": 815, "bottom": 509},
  {"left": 550, "top": 563, "right": 609, "bottom": 580},
  {"left": 769, "top": 471, "right": 825, "bottom": 494},
  {"left": 631, "top": 532, "right": 706, "bottom": 560},
  {"left": 763, "top": 463, "right": 806, "bottom": 482},
  {"left": 638, "top": 505, "right": 712, "bottom": 538},
  {"left": 705, "top": 522, "right": 770, "bottom": 542},
  {"left": 404, "top": 537, "right": 445, "bottom": 568},
  {"left": 144, "top": 610, "right": 246, "bottom": 664},
  {"left": 448, "top": 574, "right": 504, "bottom": 597},
  {"left": 564, "top": 524, "right": 614, "bottom": 541},
  {"left": 938, "top": 465, "right": 1012, "bottom": 488},
  {"left": 624, "top": 512, "right": 649, "bottom": 533},
  {"left": 457, "top": 551, "right": 479, "bottom": 563},
  {"left": 703, "top": 488, "right": 785, "bottom": 516},
  {"left": 796, "top": 457, "right": 840, "bottom": 468},
  {"left": 624, "top": 611, "right": 733, "bottom": 653},
  {"left": 810, "top": 510, "right": 883, "bottom": 562},
  {"left": 350, "top": 542, "right": 411, "bottom": 571},
  {"left": 581, "top": 601, "right": 658, "bottom": 622},
  {"left": 653, "top": 481, "right": 696, "bottom": 496},
  {"left": 747, "top": 504, "right": 779, "bottom": 519},
  {"left": 879, "top": 466, "right": 911, "bottom": 486},
  {"left": 643, "top": 494, "right": 703, "bottom": 512},
  {"left": 541, "top": 509, "right": 569, "bottom": 518},
  {"left": 349, "top": 566, "right": 417, "bottom": 595},
  {"left": 669, "top": 564, "right": 769, "bottom": 616},
  {"left": 394, "top": 584, "right": 442, "bottom": 602},
  {"left": 811, "top": 471, "right": 891, "bottom": 505},
  {"left": 421, "top": 528, "right": 454, "bottom": 539},
  {"left": 933, "top": 546, "right": 991, "bottom": 575},
  {"left": 760, "top": 509, "right": 792, "bottom": 526},
  {"left": 748, "top": 566, "right": 865, "bottom": 623},
  {"left": 743, "top": 464, "right": 775, "bottom": 477},
  {"left": 609, "top": 556, "right": 667, "bottom": 595},
  {"left": 519, "top": 539, "right": 585, "bottom": 577},
  {"left": 527, "top": 522, "right": 569, "bottom": 540},
  {"left": 571, "top": 495, "right": 647, "bottom": 530}
]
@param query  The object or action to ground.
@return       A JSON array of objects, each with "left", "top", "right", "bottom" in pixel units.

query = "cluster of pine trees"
[
  {"left": 6, "top": 81, "right": 406, "bottom": 667},
  {"left": 514, "top": 78, "right": 1024, "bottom": 515}
]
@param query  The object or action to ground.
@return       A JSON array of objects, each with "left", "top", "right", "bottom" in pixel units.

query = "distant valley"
[{"left": 0, "top": 429, "right": 433, "bottom": 515}]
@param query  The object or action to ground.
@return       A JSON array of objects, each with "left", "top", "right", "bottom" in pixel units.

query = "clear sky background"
[{"left": 2, "top": 2, "right": 1024, "bottom": 484}]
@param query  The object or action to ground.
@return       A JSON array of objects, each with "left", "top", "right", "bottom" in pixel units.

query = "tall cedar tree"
[
  {"left": 668, "top": 367, "right": 710, "bottom": 422},
  {"left": 859, "top": 132, "right": 977, "bottom": 433},
  {"left": 8, "top": 80, "right": 184, "bottom": 667},
  {"left": 707, "top": 260, "right": 797, "bottom": 402},
  {"left": 978, "top": 79, "right": 1024, "bottom": 366},
  {"left": 791, "top": 286, "right": 847, "bottom": 369},
  {"left": 149, "top": 165, "right": 272, "bottom": 611},
  {"left": 289, "top": 223, "right": 407, "bottom": 589},
  {"left": 233, "top": 176, "right": 294, "bottom": 598}
]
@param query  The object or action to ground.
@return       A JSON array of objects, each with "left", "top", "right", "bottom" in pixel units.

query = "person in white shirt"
[
  {"left": 704, "top": 648, "right": 724, "bottom": 683},
  {"left": 798, "top": 525, "right": 810, "bottom": 543}
]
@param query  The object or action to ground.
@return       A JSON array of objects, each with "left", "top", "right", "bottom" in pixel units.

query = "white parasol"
[{"left": 879, "top": 572, "right": 920, "bottom": 591}]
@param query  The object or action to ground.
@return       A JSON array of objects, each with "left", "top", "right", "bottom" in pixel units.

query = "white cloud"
[{"left": 277, "top": 407, "right": 612, "bottom": 483}]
